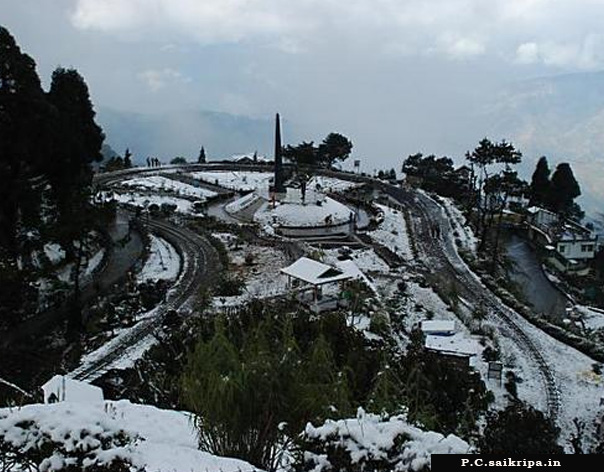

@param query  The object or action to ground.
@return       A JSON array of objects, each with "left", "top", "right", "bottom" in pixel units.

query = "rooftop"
[{"left": 281, "top": 257, "right": 353, "bottom": 286}]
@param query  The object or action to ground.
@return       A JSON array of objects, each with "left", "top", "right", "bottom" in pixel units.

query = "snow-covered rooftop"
[
  {"left": 41, "top": 375, "right": 104, "bottom": 404},
  {"left": 421, "top": 320, "right": 456, "bottom": 334},
  {"left": 424, "top": 333, "right": 479, "bottom": 357},
  {"left": 281, "top": 257, "right": 353, "bottom": 286}
]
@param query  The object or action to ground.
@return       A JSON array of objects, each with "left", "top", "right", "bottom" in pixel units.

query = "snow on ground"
[
  {"left": 212, "top": 237, "right": 290, "bottom": 307},
  {"left": 406, "top": 282, "right": 461, "bottom": 328},
  {"left": 321, "top": 248, "right": 390, "bottom": 274},
  {"left": 309, "top": 175, "right": 361, "bottom": 193},
  {"left": 44, "top": 243, "right": 65, "bottom": 265},
  {"left": 303, "top": 408, "right": 469, "bottom": 472},
  {"left": 575, "top": 305, "right": 604, "bottom": 330},
  {"left": 438, "top": 197, "right": 478, "bottom": 252},
  {"left": 368, "top": 204, "right": 412, "bottom": 260},
  {"left": 120, "top": 175, "right": 217, "bottom": 200},
  {"left": 348, "top": 248, "right": 391, "bottom": 273},
  {"left": 0, "top": 400, "right": 260, "bottom": 472},
  {"left": 255, "top": 196, "right": 353, "bottom": 228},
  {"left": 73, "top": 311, "right": 161, "bottom": 377},
  {"left": 137, "top": 235, "right": 181, "bottom": 283},
  {"left": 190, "top": 171, "right": 273, "bottom": 192},
  {"left": 212, "top": 232, "right": 239, "bottom": 245},
  {"left": 225, "top": 192, "right": 261, "bottom": 214},
  {"left": 110, "top": 192, "right": 197, "bottom": 215},
  {"left": 500, "top": 310, "right": 604, "bottom": 449},
  {"left": 416, "top": 191, "right": 604, "bottom": 445}
]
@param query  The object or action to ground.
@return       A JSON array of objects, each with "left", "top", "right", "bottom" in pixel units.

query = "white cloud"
[
  {"left": 137, "top": 68, "right": 189, "bottom": 92},
  {"left": 515, "top": 42, "right": 539, "bottom": 64},
  {"left": 71, "top": 0, "right": 604, "bottom": 69},
  {"left": 440, "top": 35, "right": 486, "bottom": 59},
  {"left": 515, "top": 35, "right": 604, "bottom": 69}
]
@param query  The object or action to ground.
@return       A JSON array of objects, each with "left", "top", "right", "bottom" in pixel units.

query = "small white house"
[
  {"left": 526, "top": 206, "right": 598, "bottom": 274},
  {"left": 556, "top": 227, "right": 597, "bottom": 261},
  {"left": 424, "top": 333, "right": 480, "bottom": 367},
  {"left": 41, "top": 375, "right": 104, "bottom": 404},
  {"left": 421, "top": 320, "right": 456, "bottom": 336}
]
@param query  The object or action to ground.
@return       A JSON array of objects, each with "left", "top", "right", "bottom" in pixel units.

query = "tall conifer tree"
[
  {"left": 529, "top": 156, "right": 551, "bottom": 207},
  {"left": 550, "top": 162, "right": 581, "bottom": 215}
]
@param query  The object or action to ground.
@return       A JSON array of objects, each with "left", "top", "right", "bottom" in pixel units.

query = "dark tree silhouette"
[
  {"left": 466, "top": 138, "right": 523, "bottom": 253},
  {"left": 317, "top": 132, "right": 353, "bottom": 167},
  {"left": 0, "top": 26, "right": 52, "bottom": 258},
  {"left": 529, "top": 156, "right": 551, "bottom": 207},
  {"left": 47, "top": 67, "right": 104, "bottom": 334},
  {"left": 198, "top": 146, "right": 206, "bottom": 164},
  {"left": 283, "top": 141, "right": 318, "bottom": 167},
  {"left": 550, "top": 163, "right": 581, "bottom": 217}
]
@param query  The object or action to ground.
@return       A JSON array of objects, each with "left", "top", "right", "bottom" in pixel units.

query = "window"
[
  {"left": 558, "top": 245, "right": 566, "bottom": 253},
  {"left": 581, "top": 244, "right": 594, "bottom": 252}
]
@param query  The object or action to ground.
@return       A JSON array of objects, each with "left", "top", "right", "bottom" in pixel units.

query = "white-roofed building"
[
  {"left": 526, "top": 206, "right": 598, "bottom": 275},
  {"left": 421, "top": 320, "right": 456, "bottom": 336},
  {"left": 424, "top": 333, "right": 480, "bottom": 367},
  {"left": 280, "top": 257, "right": 370, "bottom": 312},
  {"left": 41, "top": 375, "right": 104, "bottom": 404}
]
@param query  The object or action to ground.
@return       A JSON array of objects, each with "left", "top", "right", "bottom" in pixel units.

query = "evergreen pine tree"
[
  {"left": 198, "top": 146, "right": 206, "bottom": 163},
  {"left": 47, "top": 67, "right": 104, "bottom": 333},
  {"left": 0, "top": 26, "right": 52, "bottom": 258},
  {"left": 47, "top": 67, "right": 104, "bottom": 234},
  {"left": 550, "top": 163, "right": 581, "bottom": 216},
  {"left": 529, "top": 156, "right": 551, "bottom": 207}
]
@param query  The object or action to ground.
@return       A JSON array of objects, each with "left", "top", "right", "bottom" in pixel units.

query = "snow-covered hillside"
[{"left": 0, "top": 401, "right": 260, "bottom": 472}]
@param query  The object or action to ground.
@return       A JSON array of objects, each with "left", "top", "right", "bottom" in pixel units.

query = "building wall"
[
  {"left": 532, "top": 208, "right": 558, "bottom": 227},
  {"left": 277, "top": 221, "right": 353, "bottom": 238},
  {"left": 557, "top": 240, "right": 597, "bottom": 260}
]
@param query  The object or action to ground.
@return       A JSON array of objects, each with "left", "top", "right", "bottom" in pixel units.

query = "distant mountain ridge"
[
  {"left": 96, "top": 72, "right": 604, "bottom": 214},
  {"left": 96, "top": 108, "right": 276, "bottom": 164},
  {"left": 481, "top": 71, "right": 604, "bottom": 213}
]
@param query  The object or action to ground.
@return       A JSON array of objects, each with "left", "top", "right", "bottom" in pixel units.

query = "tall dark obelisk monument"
[{"left": 274, "top": 113, "right": 286, "bottom": 194}]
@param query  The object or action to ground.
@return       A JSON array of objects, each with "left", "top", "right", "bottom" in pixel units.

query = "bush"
[
  {"left": 181, "top": 312, "right": 353, "bottom": 471},
  {"left": 479, "top": 403, "right": 563, "bottom": 454},
  {"left": 0, "top": 415, "right": 139, "bottom": 471},
  {"left": 213, "top": 274, "right": 245, "bottom": 297},
  {"left": 296, "top": 408, "right": 469, "bottom": 472}
]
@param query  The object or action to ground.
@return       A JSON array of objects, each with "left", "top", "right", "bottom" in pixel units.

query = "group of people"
[{"left": 146, "top": 157, "right": 162, "bottom": 167}]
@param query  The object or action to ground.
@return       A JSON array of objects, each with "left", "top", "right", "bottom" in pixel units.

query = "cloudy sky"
[{"left": 3, "top": 0, "right": 604, "bottom": 169}]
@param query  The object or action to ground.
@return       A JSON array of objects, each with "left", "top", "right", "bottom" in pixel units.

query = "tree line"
[
  {"left": 0, "top": 26, "right": 104, "bottom": 328},
  {"left": 282, "top": 132, "right": 353, "bottom": 168},
  {"left": 402, "top": 138, "right": 583, "bottom": 262}
]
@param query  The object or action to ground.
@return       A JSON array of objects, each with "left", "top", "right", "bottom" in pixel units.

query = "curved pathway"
[{"left": 69, "top": 218, "right": 220, "bottom": 381}]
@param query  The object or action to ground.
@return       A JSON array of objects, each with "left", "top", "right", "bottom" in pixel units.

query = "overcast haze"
[{"left": 4, "top": 0, "right": 604, "bottom": 196}]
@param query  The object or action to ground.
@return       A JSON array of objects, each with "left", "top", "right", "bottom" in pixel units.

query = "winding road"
[
  {"left": 65, "top": 168, "right": 222, "bottom": 382},
  {"left": 381, "top": 184, "right": 561, "bottom": 420},
  {"left": 69, "top": 218, "right": 219, "bottom": 382},
  {"left": 83, "top": 164, "right": 565, "bottom": 419}
]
